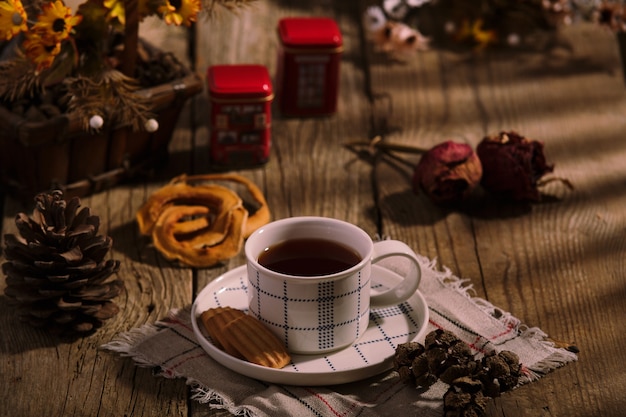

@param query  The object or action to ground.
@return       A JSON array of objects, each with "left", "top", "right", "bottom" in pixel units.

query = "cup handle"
[{"left": 369, "top": 240, "right": 421, "bottom": 307}]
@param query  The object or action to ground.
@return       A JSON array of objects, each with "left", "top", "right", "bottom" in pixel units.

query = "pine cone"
[
  {"left": 2, "top": 190, "right": 123, "bottom": 337},
  {"left": 394, "top": 329, "right": 476, "bottom": 388},
  {"left": 394, "top": 330, "right": 523, "bottom": 417}
]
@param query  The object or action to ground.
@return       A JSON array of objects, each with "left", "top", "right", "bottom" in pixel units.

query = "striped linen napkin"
[{"left": 102, "top": 255, "right": 577, "bottom": 417}]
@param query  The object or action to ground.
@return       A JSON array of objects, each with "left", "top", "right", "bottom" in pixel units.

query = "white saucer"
[{"left": 191, "top": 264, "right": 429, "bottom": 386}]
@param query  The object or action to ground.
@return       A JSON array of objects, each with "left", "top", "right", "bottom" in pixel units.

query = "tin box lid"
[
  {"left": 207, "top": 65, "right": 273, "bottom": 100},
  {"left": 278, "top": 17, "right": 343, "bottom": 49}
]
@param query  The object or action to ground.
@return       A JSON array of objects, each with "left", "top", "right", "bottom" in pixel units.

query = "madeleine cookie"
[
  {"left": 200, "top": 306, "right": 246, "bottom": 358},
  {"left": 201, "top": 307, "right": 291, "bottom": 369}
]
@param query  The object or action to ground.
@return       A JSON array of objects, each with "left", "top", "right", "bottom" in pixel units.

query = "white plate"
[{"left": 191, "top": 264, "right": 429, "bottom": 386}]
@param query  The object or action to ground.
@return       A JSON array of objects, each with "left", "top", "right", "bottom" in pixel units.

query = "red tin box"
[
  {"left": 207, "top": 64, "right": 273, "bottom": 165},
  {"left": 276, "top": 17, "right": 343, "bottom": 116}
]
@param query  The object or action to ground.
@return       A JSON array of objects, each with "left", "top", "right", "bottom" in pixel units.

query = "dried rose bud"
[
  {"left": 476, "top": 131, "right": 554, "bottom": 201},
  {"left": 412, "top": 141, "right": 483, "bottom": 204}
]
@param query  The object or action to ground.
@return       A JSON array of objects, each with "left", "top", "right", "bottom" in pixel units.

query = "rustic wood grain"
[
  {"left": 191, "top": 2, "right": 375, "bottom": 414},
  {"left": 368, "top": 16, "right": 626, "bottom": 417},
  {"left": 1, "top": 1, "right": 626, "bottom": 416}
]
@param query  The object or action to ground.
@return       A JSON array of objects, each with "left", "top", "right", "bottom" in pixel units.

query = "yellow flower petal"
[
  {"left": 160, "top": 0, "right": 200, "bottom": 27},
  {"left": 0, "top": 0, "right": 28, "bottom": 41},
  {"left": 23, "top": 32, "right": 61, "bottom": 72},
  {"left": 31, "top": 0, "right": 82, "bottom": 43}
]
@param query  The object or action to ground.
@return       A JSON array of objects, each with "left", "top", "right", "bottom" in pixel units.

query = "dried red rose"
[
  {"left": 476, "top": 131, "right": 554, "bottom": 201},
  {"left": 412, "top": 141, "right": 483, "bottom": 204}
]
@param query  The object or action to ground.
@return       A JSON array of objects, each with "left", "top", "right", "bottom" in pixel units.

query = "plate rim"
[{"left": 190, "top": 264, "right": 429, "bottom": 386}]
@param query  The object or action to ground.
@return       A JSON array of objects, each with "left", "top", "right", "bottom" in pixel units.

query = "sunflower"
[
  {"left": 22, "top": 32, "right": 61, "bottom": 72},
  {"left": 103, "top": 0, "right": 160, "bottom": 24},
  {"left": 103, "top": 0, "right": 125, "bottom": 24},
  {"left": 0, "top": 0, "right": 28, "bottom": 41},
  {"left": 455, "top": 19, "right": 497, "bottom": 50},
  {"left": 31, "top": 0, "right": 82, "bottom": 44},
  {"left": 159, "top": 0, "right": 201, "bottom": 27}
]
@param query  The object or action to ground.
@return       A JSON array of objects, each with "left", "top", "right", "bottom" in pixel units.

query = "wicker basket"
[{"left": 0, "top": 66, "right": 202, "bottom": 203}]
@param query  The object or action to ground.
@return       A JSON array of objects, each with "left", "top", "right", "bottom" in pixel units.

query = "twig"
[{"left": 344, "top": 135, "right": 428, "bottom": 154}]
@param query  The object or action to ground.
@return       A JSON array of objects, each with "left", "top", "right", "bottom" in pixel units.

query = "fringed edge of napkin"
[
  {"left": 101, "top": 322, "right": 162, "bottom": 368},
  {"left": 101, "top": 256, "right": 578, "bottom": 416},
  {"left": 425, "top": 257, "right": 578, "bottom": 385},
  {"left": 101, "top": 311, "right": 256, "bottom": 417},
  {"left": 190, "top": 384, "right": 255, "bottom": 417},
  {"left": 516, "top": 327, "right": 578, "bottom": 382}
]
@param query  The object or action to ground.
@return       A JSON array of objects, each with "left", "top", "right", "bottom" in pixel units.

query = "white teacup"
[{"left": 244, "top": 216, "right": 421, "bottom": 354}]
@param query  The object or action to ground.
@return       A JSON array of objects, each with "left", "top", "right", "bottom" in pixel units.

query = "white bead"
[
  {"left": 507, "top": 33, "right": 521, "bottom": 46},
  {"left": 145, "top": 118, "right": 159, "bottom": 132},
  {"left": 89, "top": 115, "right": 104, "bottom": 129}
]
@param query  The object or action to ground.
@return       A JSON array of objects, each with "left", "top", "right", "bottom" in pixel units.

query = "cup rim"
[{"left": 245, "top": 216, "right": 373, "bottom": 283}]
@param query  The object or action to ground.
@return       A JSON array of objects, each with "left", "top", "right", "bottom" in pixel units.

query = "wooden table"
[{"left": 2, "top": 1, "right": 625, "bottom": 416}]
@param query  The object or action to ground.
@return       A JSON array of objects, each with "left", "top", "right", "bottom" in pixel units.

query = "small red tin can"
[
  {"left": 276, "top": 17, "right": 343, "bottom": 116},
  {"left": 207, "top": 64, "right": 273, "bottom": 165}
]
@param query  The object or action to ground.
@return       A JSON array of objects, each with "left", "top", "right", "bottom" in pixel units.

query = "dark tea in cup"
[
  {"left": 245, "top": 216, "right": 422, "bottom": 353},
  {"left": 258, "top": 238, "right": 361, "bottom": 276}
]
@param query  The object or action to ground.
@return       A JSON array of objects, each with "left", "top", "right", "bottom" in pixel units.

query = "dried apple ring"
[
  {"left": 170, "top": 211, "right": 211, "bottom": 236},
  {"left": 152, "top": 205, "right": 248, "bottom": 267},
  {"left": 156, "top": 205, "right": 232, "bottom": 248},
  {"left": 170, "top": 173, "right": 270, "bottom": 237},
  {"left": 136, "top": 182, "right": 242, "bottom": 236},
  {"left": 137, "top": 173, "right": 270, "bottom": 267}
]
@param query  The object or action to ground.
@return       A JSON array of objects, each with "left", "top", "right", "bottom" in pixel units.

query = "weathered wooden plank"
[
  {"left": 192, "top": 0, "right": 376, "bottom": 268},
  {"left": 0, "top": 66, "right": 197, "bottom": 417},
  {"left": 466, "top": 24, "right": 626, "bottom": 417},
  {"left": 367, "top": 12, "right": 626, "bottom": 417},
  {"left": 0, "top": 182, "right": 193, "bottom": 416},
  {"left": 190, "top": 2, "right": 375, "bottom": 415},
  {"left": 3, "top": 2, "right": 625, "bottom": 416}
]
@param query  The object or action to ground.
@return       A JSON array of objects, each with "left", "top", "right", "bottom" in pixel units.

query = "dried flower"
[
  {"left": 16, "top": 0, "right": 82, "bottom": 74},
  {"left": 363, "top": 5, "right": 429, "bottom": 58},
  {"left": 364, "top": 0, "right": 620, "bottom": 53},
  {"left": 595, "top": 1, "right": 626, "bottom": 32},
  {"left": 160, "top": 0, "right": 202, "bottom": 27},
  {"left": 0, "top": 0, "right": 28, "bottom": 41},
  {"left": 476, "top": 131, "right": 555, "bottom": 201},
  {"left": 22, "top": 31, "right": 62, "bottom": 73},
  {"left": 31, "top": 0, "right": 82, "bottom": 44},
  {"left": 102, "top": 0, "right": 126, "bottom": 24},
  {"left": 454, "top": 18, "right": 498, "bottom": 51},
  {"left": 412, "top": 141, "right": 483, "bottom": 204},
  {"left": 0, "top": 0, "right": 253, "bottom": 132},
  {"left": 363, "top": 5, "right": 387, "bottom": 33},
  {"left": 383, "top": 0, "right": 410, "bottom": 20}
]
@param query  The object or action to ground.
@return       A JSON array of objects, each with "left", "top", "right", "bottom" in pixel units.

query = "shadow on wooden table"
[{"left": 0, "top": 295, "right": 82, "bottom": 353}]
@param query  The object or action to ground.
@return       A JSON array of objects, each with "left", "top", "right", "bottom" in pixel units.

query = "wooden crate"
[{"left": 0, "top": 67, "right": 202, "bottom": 202}]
